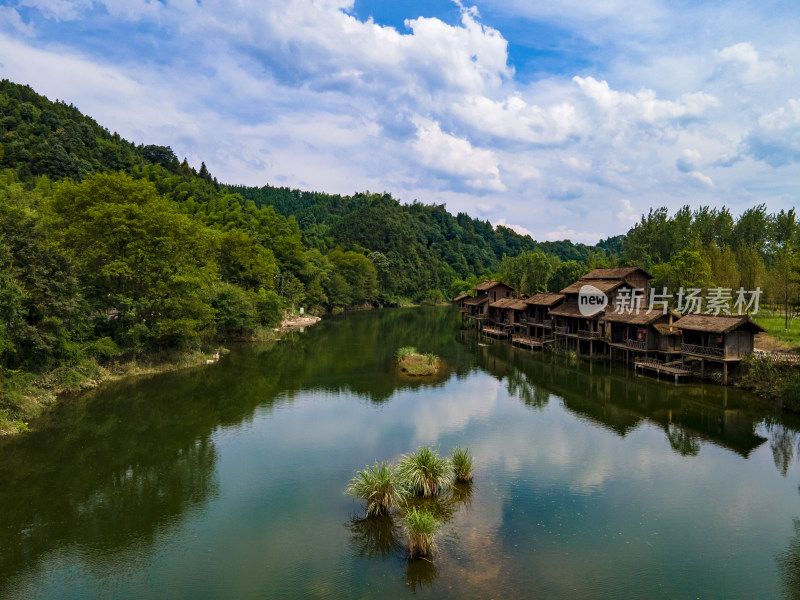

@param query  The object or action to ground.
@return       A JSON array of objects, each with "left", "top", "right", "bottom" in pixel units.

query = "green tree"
[{"left": 47, "top": 172, "right": 218, "bottom": 349}]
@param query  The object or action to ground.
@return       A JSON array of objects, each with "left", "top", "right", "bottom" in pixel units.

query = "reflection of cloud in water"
[{"left": 409, "top": 376, "right": 500, "bottom": 443}]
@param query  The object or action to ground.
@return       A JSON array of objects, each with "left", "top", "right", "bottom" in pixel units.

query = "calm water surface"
[{"left": 2, "top": 307, "right": 800, "bottom": 599}]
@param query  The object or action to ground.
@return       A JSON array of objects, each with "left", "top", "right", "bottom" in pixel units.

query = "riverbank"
[
  {"left": 0, "top": 314, "right": 325, "bottom": 437},
  {"left": 736, "top": 351, "right": 800, "bottom": 412},
  {"left": 0, "top": 348, "right": 228, "bottom": 436}
]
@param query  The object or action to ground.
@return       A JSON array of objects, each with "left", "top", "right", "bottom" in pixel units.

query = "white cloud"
[
  {"left": 412, "top": 117, "right": 506, "bottom": 191},
  {"left": 452, "top": 94, "right": 581, "bottom": 145},
  {"left": 715, "top": 42, "right": 778, "bottom": 84},
  {"left": 676, "top": 149, "right": 702, "bottom": 173},
  {"left": 688, "top": 170, "right": 714, "bottom": 188},
  {"left": 545, "top": 225, "right": 603, "bottom": 244},
  {"left": 17, "top": 0, "right": 91, "bottom": 21},
  {"left": 616, "top": 199, "right": 638, "bottom": 226},
  {"left": 574, "top": 76, "right": 720, "bottom": 126},
  {"left": 494, "top": 218, "right": 533, "bottom": 238},
  {"left": 0, "top": 7, "right": 34, "bottom": 36},
  {"left": 746, "top": 98, "right": 800, "bottom": 166}
]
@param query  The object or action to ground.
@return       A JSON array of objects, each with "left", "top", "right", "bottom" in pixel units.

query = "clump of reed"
[
  {"left": 424, "top": 352, "right": 437, "bottom": 366},
  {"left": 346, "top": 445, "right": 474, "bottom": 564},
  {"left": 449, "top": 446, "right": 473, "bottom": 482},
  {"left": 397, "top": 446, "right": 454, "bottom": 497},
  {"left": 396, "top": 346, "right": 418, "bottom": 361},
  {"left": 404, "top": 507, "right": 441, "bottom": 558},
  {"left": 346, "top": 461, "right": 404, "bottom": 517}
]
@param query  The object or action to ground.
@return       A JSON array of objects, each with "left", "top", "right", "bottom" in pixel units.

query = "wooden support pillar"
[
  {"left": 701, "top": 359, "right": 705, "bottom": 380},
  {"left": 723, "top": 362, "right": 728, "bottom": 386}
]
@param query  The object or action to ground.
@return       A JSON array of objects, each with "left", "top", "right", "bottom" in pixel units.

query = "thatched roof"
[
  {"left": 672, "top": 314, "right": 766, "bottom": 334},
  {"left": 474, "top": 280, "right": 513, "bottom": 292},
  {"left": 453, "top": 293, "right": 470, "bottom": 302},
  {"left": 525, "top": 293, "right": 565, "bottom": 307},
  {"left": 583, "top": 266, "right": 653, "bottom": 280},
  {"left": 490, "top": 297, "right": 528, "bottom": 310},
  {"left": 603, "top": 307, "right": 674, "bottom": 326},
  {"left": 560, "top": 278, "right": 625, "bottom": 295},
  {"left": 549, "top": 302, "right": 604, "bottom": 318},
  {"left": 653, "top": 323, "right": 681, "bottom": 336},
  {"left": 463, "top": 295, "right": 490, "bottom": 306}
]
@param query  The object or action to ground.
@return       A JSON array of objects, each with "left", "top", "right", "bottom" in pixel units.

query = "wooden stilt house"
[
  {"left": 673, "top": 314, "right": 765, "bottom": 384},
  {"left": 464, "top": 281, "right": 514, "bottom": 325},
  {"left": 487, "top": 297, "right": 528, "bottom": 339},
  {"left": 552, "top": 267, "right": 653, "bottom": 356},
  {"left": 604, "top": 308, "right": 679, "bottom": 364},
  {"left": 510, "top": 293, "right": 565, "bottom": 349}
]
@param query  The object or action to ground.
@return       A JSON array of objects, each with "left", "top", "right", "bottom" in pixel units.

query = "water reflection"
[
  {"left": 405, "top": 557, "right": 438, "bottom": 591},
  {"left": 346, "top": 514, "right": 402, "bottom": 561},
  {"left": 461, "top": 331, "right": 772, "bottom": 460},
  {"left": 2, "top": 306, "right": 800, "bottom": 598}
]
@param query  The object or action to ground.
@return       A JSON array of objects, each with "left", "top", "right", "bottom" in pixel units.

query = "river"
[{"left": 1, "top": 306, "right": 800, "bottom": 599}]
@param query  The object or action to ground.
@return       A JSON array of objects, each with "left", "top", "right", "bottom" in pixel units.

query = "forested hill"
[
  {"left": 0, "top": 78, "right": 609, "bottom": 309},
  {"left": 227, "top": 184, "right": 610, "bottom": 298}
]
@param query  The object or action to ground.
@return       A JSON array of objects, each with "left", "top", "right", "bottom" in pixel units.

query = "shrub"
[
  {"left": 424, "top": 352, "right": 437, "bottom": 366},
  {"left": 346, "top": 461, "right": 404, "bottom": 517},
  {"left": 397, "top": 446, "right": 454, "bottom": 497}
]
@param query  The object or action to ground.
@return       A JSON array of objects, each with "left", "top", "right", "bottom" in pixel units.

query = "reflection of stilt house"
[
  {"left": 553, "top": 267, "right": 653, "bottom": 356},
  {"left": 672, "top": 314, "right": 765, "bottom": 384}
]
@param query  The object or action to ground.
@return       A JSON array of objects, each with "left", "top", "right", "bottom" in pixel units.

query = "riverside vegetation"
[
  {"left": 346, "top": 446, "right": 474, "bottom": 559},
  {"left": 4, "top": 77, "right": 800, "bottom": 432}
]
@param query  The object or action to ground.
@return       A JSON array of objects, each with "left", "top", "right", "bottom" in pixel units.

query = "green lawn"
[{"left": 753, "top": 309, "right": 800, "bottom": 349}]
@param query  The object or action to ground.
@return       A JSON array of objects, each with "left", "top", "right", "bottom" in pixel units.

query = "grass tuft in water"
[
  {"left": 449, "top": 446, "right": 473, "bottom": 482},
  {"left": 397, "top": 446, "right": 454, "bottom": 497},
  {"left": 404, "top": 507, "right": 440, "bottom": 558},
  {"left": 396, "top": 346, "right": 418, "bottom": 360},
  {"left": 346, "top": 461, "right": 404, "bottom": 517}
]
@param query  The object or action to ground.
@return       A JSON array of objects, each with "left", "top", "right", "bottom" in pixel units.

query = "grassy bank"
[
  {"left": 737, "top": 353, "right": 800, "bottom": 412},
  {"left": 0, "top": 348, "right": 227, "bottom": 435},
  {"left": 753, "top": 310, "right": 800, "bottom": 349}
]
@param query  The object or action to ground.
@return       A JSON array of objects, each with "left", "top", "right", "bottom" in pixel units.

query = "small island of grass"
[{"left": 396, "top": 347, "right": 440, "bottom": 376}]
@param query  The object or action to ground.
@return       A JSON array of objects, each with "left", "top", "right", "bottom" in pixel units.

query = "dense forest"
[{"left": 1, "top": 78, "right": 798, "bottom": 429}]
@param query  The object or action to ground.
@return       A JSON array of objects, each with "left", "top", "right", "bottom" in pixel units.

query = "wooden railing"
[
  {"left": 681, "top": 343, "right": 724, "bottom": 358},
  {"left": 751, "top": 350, "right": 800, "bottom": 363},
  {"left": 554, "top": 326, "right": 568, "bottom": 335},
  {"left": 625, "top": 339, "right": 647, "bottom": 351},
  {"left": 577, "top": 329, "right": 600, "bottom": 339}
]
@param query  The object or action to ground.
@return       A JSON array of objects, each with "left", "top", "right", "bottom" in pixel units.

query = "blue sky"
[{"left": 1, "top": 0, "right": 799, "bottom": 242}]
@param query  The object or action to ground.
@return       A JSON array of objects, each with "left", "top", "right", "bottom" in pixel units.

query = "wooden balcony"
[
  {"left": 625, "top": 339, "right": 647, "bottom": 351},
  {"left": 681, "top": 343, "right": 724, "bottom": 358},
  {"left": 576, "top": 329, "right": 601, "bottom": 339},
  {"left": 554, "top": 326, "right": 568, "bottom": 335}
]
